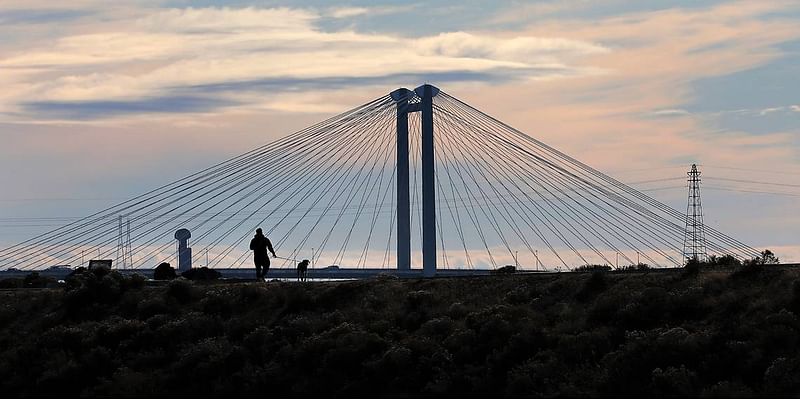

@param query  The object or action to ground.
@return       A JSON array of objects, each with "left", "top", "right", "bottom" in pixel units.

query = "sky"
[{"left": 1, "top": 0, "right": 798, "bottom": 264}]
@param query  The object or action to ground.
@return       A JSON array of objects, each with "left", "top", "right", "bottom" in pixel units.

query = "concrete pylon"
[{"left": 390, "top": 84, "right": 439, "bottom": 277}]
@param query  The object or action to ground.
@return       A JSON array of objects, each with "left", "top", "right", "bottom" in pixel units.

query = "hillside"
[{"left": 2, "top": 266, "right": 800, "bottom": 397}]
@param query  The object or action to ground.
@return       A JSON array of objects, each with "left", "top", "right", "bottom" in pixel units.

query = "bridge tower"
[
  {"left": 682, "top": 164, "right": 707, "bottom": 263},
  {"left": 391, "top": 84, "right": 439, "bottom": 277}
]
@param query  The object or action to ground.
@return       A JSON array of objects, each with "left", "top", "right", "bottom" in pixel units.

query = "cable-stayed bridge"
[{"left": 0, "top": 85, "right": 760, "bottom": 277}]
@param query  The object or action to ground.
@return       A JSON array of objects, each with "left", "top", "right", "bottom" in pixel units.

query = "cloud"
[
  {"left": 414, "top": 31, "right": 608, "bottom": 64},
  {"left": 0, "top": 7, "right": 609, "bottom": 121},
  {"left": 701, "top": 105, "right": 798, "bottom": 117},
  {"left": 0, "top": 8, "right": 92, "bottom": 25},
  {"left": 791, "top": 105, "right": 800, "bottom": 112},
  {"left": 136, "top": 7, "right": 317, "bottom": 33},
  {"left": 488, "top": 0, "right": 598, "bottom": 25},
  {"left": 649, "top": 109, "right": 691, "bottom": 117},
  {"left": 22, "top": 96, "right": 240, "bottom": 120},
  {"left": 327, "top": 7, "right": 369, "bottom": 19},
  {"left": 759, "top": 106, "right": 785, "bottom": 116}
]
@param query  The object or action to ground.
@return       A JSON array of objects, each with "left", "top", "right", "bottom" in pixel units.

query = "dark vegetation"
[
  {"left": 153, "top": 263, "right": 176, "bottom": 281},
  {"left": 0, "top": 272, "right": 56, "bottom": 289},
  {"left": 181, "top": 266, "right": 222, "bottom": 281},
  {"left": 1, "top": 264, "right": 800, "bottom": 396}
]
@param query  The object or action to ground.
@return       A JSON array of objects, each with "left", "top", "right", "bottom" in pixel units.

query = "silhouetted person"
[
  {"left": 249, "top": 228, "right": 276, "bottom": 281},
  {"left": 297, "top": 259, "right": 309, "bottom": 282}
]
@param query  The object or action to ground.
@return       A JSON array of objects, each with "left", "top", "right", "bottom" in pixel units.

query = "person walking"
[{"left": 249, "top": 228, "right": 276, "bottom": 281}]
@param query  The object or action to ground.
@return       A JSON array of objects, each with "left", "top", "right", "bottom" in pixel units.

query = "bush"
[
  {"left": 89, "top": 266, "right": 111, "bottom": 278},
  {"left": 574, "top": 264, "right": 612, "bottom": 273},
  {"left": 153, "top": 263, "right": 176, "bottom": 280},
  {"left": 651, "top": 365, "right": 697, "bottom": 396},
  {"left": 764, "top": 357, "right": 800, "bottom": 394},
  {"left": 576, "top": 271, "right": 607, "bottom": 302},
  {"left": 64, "top": 270, "right": 126, "bottom": 307},
  {"left": 491, "top": 265, "right": 516, "bottom": 274},
  {"left": 790, "top": 281, "right": 800, "bottom": 314},
  {"left": 683, "top": 258, "right": 701, "bottom": 276},
  {"left": 619, "top": 263, "right": 650, "bottom": 272},
  {"left": 166, "top": 280, "right": 196, "bottom": 303},
  {"left": 126, "top": 274, "right": 146, "bottom": 289},
  {"left": 181, "top": 267, "right": 222, "bottom": 281},
  {"left": 24, "top": 272, "right": 54, "bottom": 288},
  {"left": 66, "top": 267, "right": 87, "bottom": 279},
  {"left": 730, "top": 263, "right": 763, "bottom": 280},
  {"left": 751, "top": 249, "right": 780, "bottom": 265},
  {"left": 4, "top": 260, "right": 800, "bottom": 396},
  {"left": 0, "top": 277, "right": 23, "bottom": 288},
  {"left": 707, "top": 254, "right": 741, "bottom": 268}
]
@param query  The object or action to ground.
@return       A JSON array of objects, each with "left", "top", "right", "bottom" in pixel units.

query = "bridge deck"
[
  {"left": 0, "top": 267, "right": 495, "bottom": 280},
  {"left": 2, "top": 264, "right": 795, "bottom": 281}
]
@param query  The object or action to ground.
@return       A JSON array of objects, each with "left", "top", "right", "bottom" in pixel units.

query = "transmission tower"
[
  {"left": 116, "top": 215, "right": 132, "bottom": 269},
  {"left": 682, "top": 164, "right": 707, "bottom": 263}
]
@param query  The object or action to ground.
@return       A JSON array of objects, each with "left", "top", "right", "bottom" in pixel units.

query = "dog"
[{"left": 297, "top": 259, "right": 310, "bottom": 282}]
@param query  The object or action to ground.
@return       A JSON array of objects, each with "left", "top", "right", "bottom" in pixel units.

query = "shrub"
[
  {"left": 619, "top": 263, "right": 650, "bottom": 272},
  {"left": 0, "top": 277, "right": 23, "bottom": 289},
  {"left": 764, "top": 357, "right": 800, "bottom": 394},
  {"left": 576, "top": 271, "right": 607, "bottom": 302},
  {"left": 491, "top": 265, "right": 516, "bottom": 274},
  {"left": 181, "top": 267, "right": 221, "bottom": 281},
  {"left": 418, "top": 317, "right": 455, "bottom": 338},
  {"left": 66, "top": 267, "right": 87, "bottom": 278},
  {"left": 708, "top": 254, "right": 741, "bottom": 268},
  {"left": 503, "top": 284, "right": 532, "bottom": 304},
  {"left": 751, "top": 249, "right": 780, "bottom": 265},
  {"left": 166, "top": 279, "right": 195, "bottom": 303},
  {"left": 90, "top": 266, "right": 111, "bottom": 278},
  {"left": 24, "top": 272, "right": 54, "bottom": 288},
  {"left": 137, "top": 298, "right": 171, "bottom": 319},
  {"left": 791, "top": 281, "right": 800, "bottom": 314},
  {"left": 683, "top": 258, "right": 701, "bottom": 276},
  {"left": 651, "top": 365, "right": 697, "bottom": 396},
  {"left": 126, "top": 274, "right": 146, "bottom": 289},
  {"left": 405, "top": 290, "right": 435, "bottom": 311},
  {"left": 702, "top": 381, "right": 753, "bottom": 397},
  {"left": 730, "top": 263, "right": 763, "bottom": 280},
  {"left": 153, "top": 263, "right": 176, "bottom": 280},
  {"left": 574, "top": 264, "right": 612, "bottom": 273},
  {"left": 64, "top": 269, "right": 127, "bottom": 310}
]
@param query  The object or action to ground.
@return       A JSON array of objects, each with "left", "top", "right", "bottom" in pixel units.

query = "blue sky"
[{"left": 0, "top": 0, "right": 798, "bottom": 264}]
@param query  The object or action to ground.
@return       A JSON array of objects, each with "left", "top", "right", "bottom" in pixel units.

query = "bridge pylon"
[{"left": 391, "top": 84, "right": 439, "bottom": 277}]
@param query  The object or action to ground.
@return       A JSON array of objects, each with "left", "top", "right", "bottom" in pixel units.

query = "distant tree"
[
  {"left": 744, "top": 249, "right": 780, "bottom": 266},
  {"left": 620, "top": 263, "right": 650, "bottom": 272},
  {"left": 153, "top": 263, "right": 176, "bottom": 280},
  {"left": 574, "top": 264, "right": 612, "bottom": 273},
  {"left": 759, "top": 249, "right": 780, "bottom": 265}
]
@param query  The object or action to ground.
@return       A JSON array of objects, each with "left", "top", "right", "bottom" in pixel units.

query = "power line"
[{"left": 703, "top": 176, "right": 800, "bottom": 189}]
